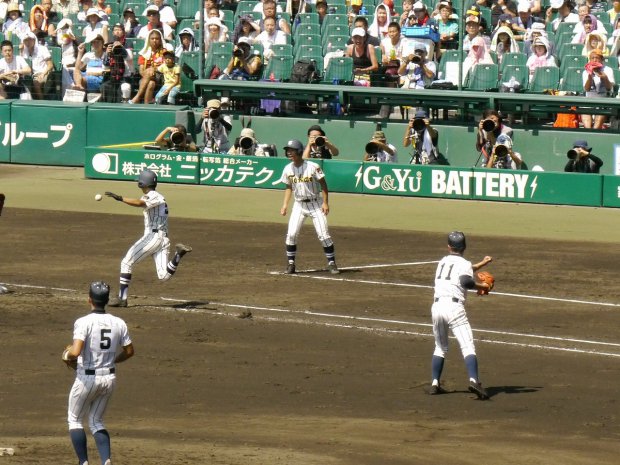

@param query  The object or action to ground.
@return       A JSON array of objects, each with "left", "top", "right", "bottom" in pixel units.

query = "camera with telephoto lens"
[
  {"left": 482, "top": 118, "right": 496, "bottom": 132},
  {"left": 169, "top": 131, "right": 185, "bottom": 151},
  {"left": 208, "top": 108, "right": 220, "bottom": 120},
  {"left": 314, "top": 136, "right": 326, "bottom": 147},
  {"left": 567, "top": 149, "right": 579, "bottom": 159},
  {"left": 239, "top": 136, "right": 253, "bottom": 150},
  {"left": 366, "top": 142, "right": 380, "bottom": 155},
  {"left": 233, "top": 48, "right": 244, "bottom": 57},
  {"left": 412, "top": 117, "right": 426, "bottom": 132},
  {"left": 495, "top": 144, "right": 509, "bottom": 158},
  {"left": 411, "top": 54, "right": 422, "bottom": 64}
]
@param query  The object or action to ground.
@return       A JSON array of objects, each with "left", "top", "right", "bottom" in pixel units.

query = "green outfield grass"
[{"left": 2, "top": 164, "right": 619, "bottom": 242}]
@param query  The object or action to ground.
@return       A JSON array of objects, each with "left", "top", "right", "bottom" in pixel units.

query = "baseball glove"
[
  {"left": 0, "top": 193, "right": 5, "bottom": 216},
  {"left": 62, "top": 345, "right": 77, "bottom": 370},
  {"left": 477, "top": 271, "right": 495, "bottom": 295}
]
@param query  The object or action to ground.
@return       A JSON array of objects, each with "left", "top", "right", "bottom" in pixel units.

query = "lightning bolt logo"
[
  {"left": 530, "top": 175, "right": 538, "bottom": 198},
  {"left": 354, "top": 166, "right": 363, "bottom": 188}
]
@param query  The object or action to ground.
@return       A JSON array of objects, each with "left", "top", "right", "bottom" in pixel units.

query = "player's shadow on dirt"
[
  {"left": 168, "top": 300, "right": 210, "bottom": 309},
  {"left": 486, "top": 385, "right": 542, "bottom": 397},
  {"left": 300, "top": 269, "right": 361, "bottom": 275}
]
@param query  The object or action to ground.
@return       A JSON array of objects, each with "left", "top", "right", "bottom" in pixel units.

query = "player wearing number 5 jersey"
[
  {"left": 64, "top": 281, "right": 134, "bottom": 465},
  {"left": 430, "top": 231, "right": 493, "bottom": 399},
  {"left": 105, "top": 169, "right": 192, "bottom": 307},
  {"left": 280, "top": 139, "right": 339, "bottom": 275}
]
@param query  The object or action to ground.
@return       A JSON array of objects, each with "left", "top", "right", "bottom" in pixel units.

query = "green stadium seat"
[
  {"left": 262, "top": 55, "right": 294, "bottom": 80},
  {"left": 204, "top": 52, "right": 232, "bottom": 77},
  {"left": 528, "top": 66, "right": 560, "bottom": 93},
  {"left": 321, "top": 23, "right": 350, "bottom": 46},
  {"left": 465, "top": 63, "right": 499, "bottom": 91},
  {"left": 501, "top": 65, "right": 530, "bottom": 91},
  {"left": 499, "top": 52, "right": 527, "bottom": 77},
  {"left": 323, "top": 56, "right": 353, "bottom": 83},
  {"left": 235, "top": 0, "right": 257, "bottom": 17},
  {"left": 322, "top": 34, "right": 349, "bottom": 55},
  {"left": 296, "top": 12, "right": 319, "bottom": 25},
  {"left": 294, "top": 22, "right": 321, "bottom": 40},
  {"left": 321, "top": 13, "right": 349, "bottom": 33},
  {"left": 558, "top": 42, "right": 584, "bottom": 59},
  {"left": 293, "top": 33, "right": 321, "bottom": 54},
  {"left": 559, "top": 54, "right": 586, "bottom": 77},
  {"left": 295, "top": 44, "right": 323, "bottom": 63},
  {"left": 605, "top": 55, "right": 618, "bottom": 69},
  {"left": 593, "top": 11, "right": 610, "bottom": 25},
  {"left": 208, "top": 41, "right": 234, "bottom": 56},
  {"left": 251, "top": 42, "right": 264, "bottom": 58},
  {"left": 178, "top": 51, "right": 201, "bottom": 92},
  {"left": 271, "top": 43, "right": 293, "bottom": 57},
  {"left": 559, "top": 66, "right": 585, "bottom": 94}
]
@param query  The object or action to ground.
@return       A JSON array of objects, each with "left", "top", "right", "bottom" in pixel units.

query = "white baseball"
[{"left": 95, "top": 194, "right": 103, "bottom": 201}]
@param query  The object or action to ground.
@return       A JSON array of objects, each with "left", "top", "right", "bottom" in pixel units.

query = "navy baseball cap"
[{"left": 573, "top": 140, "right": 591, "bottom": 151}]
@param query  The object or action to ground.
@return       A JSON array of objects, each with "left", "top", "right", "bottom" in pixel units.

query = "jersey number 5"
[
  {"left": 100, "top": 329, "right": 112, "bottom": 350},
  {"left": 436, "top": 263, "right": 454, "bottom": 280}
]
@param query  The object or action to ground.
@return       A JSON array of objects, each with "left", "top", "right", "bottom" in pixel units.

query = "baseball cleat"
[
  {"left": 108, "top": 298, "right": 128, "bottom": 308},
  {"left": 175, "top": 243, "right": 192, "bottom": 257},
  {"left": 327, "top": 262, "right": 340, "bottom": 274},
  {"left": 285, "top": 263, "right": 296, "bottom": 274},
  {"left": 429, "top": 384, "right": 448, "bottom": 395},
  {"left": 468, "top": 381, "right": 490, "bottom": 400}
]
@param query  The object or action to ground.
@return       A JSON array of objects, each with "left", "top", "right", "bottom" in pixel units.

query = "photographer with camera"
[
  {"left": 154, "top": 124, "right": 197, "bottom": 152},
  {"left": 364, "top": 130, "right": 397, "bottom": 163},
  {"left": 303, "top": 125, "right": 340, "bottom": 159},
  {"left": 403, "top": 110, "right": 439, "bottom": 164},
  {"left": 221, "top": 36, "right": 262, "bottom": 81},
  {"left": 485, "top": 134, "right": 522, "bottom": 169},
  {"left": 228, "top": 127, "right": 274, "bottom": 156},
  {"left": 398, "top": 46, "right": 436, "bottom": 89},
  {"left": 196, "top": 98, "right": 232, "bottom": 153},
  {"left": 564, "top": 140, "right": 603, "bottom": 173},
  {"left": 100, "top": 31, "right": 134, "bottom": 103},
  {"left": 475, "top": 109, "right": 513, "bottom": 166}
]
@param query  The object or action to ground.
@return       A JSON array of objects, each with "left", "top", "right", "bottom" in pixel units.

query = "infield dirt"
[{"left": 1, "top": 207, "right": 619, "bottom": 465}]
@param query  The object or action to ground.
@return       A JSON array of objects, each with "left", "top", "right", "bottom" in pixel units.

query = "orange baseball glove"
[{"left": 477, "top": 271, "right": 495, "bottom": 295}]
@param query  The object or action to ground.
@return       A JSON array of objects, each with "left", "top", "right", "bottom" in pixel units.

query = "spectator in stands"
[
  {"left": 486, "top": 134, "right": 523, "bottom": 169},
  {"left": 348, "top": 16, "right": 381, "bottom": 46},
  {"left": 254, "top": 16, "right": 287, "bottom": 61},
  {"left": 57, "top": 18, "right": 79, "bottom": 94},
  {"left": 41, "top": 0, "right": 59, "bottom": 26},
  {"left": 3, "top": 3, "right": 30, "bottom": 41},
  {"left": 285, "top": 0, "right": 310, "bottom": 19},
  {"left": 514, "top": 2, "right": 535, "bottom": 39},
  {"left": 399, "top": 0, "right": 414, "bottom": 27},
  {"left": 408, "top": 1, "right": 430, "bottom": 26},
  {"left": 77, "top": 0, "right": 94, "bottom": 23},
  {"left": 348, "top": 0, "right": 364, "bottom": 27},
  {"left": 195, "top": 0, "right": 224, "bottom": 28},
  {"left": 489, "top": 0, "right": 518, "bottom": 25},
  {"left": 130, "top": 29, "right": 171, "bottom": 103},
  {"left": 463, "top": 15, "right": 488, "bottom": 53},
  {"left": 175, "top": 28, "right": 199, "bottom": 58},
  {"left": 523, "top": 22, "right": 556, "bottom": 56},
  {"left": 0, "top": 39, "right": 32, "bottom": 99},
  {"left": 154, "top": 50, "right": 180, "bottom": 104},
  {"left": 546, "top": 0, "right": 578, "bottom": 32},
  {"left": 572, "top": 14, "right": 599, "bottom": 44},
  {"left": 20, "top": 30, "right": 52, "bottom": 99},
  {"left": 222, "top": 36, "right": 262, "bottom": 80},
  {"left": 73, "top": 31, "right": 105, "bottom": 94},
  {"left": 122, "top": 8, "right": 141, "bottom": 39},
  {"left": 231, "top": 14, "right": 260, "bottom": 45},
  {"left": 609, "top": 18, "right": 620, "bottom": 54},
  {"left": 204, "top": 17, "right": 229, "bottom": 51},
  {"left": 228, "top": 127, "right": 266, "bottom": 156},
  {"left": 315, "top": 0, "right": 329, "bottom": 26},
  {"left": 584, "top": 0, "right": 608, "bottom": 15},
  {"left": 155, "top": 124, "right": 198, "bottom": 152},
  {"left": 369, "top": 3, "right": 391, "bottom": 39},
  {"left": 196, "top": 98, "right": 232, "bottom": 153},
  {"left": 491, "top": 25, "right": 520, "bottom": 63},
  {"left": 137, "top": 5, "right": 174, "bottom": 41},
  {"left": 398, "top": 45, "right": 436, "bottom": 88},
  {"left": 94, "top": 0, "right": 110, "bottom": 17},
  {"left": 346, "top": 27, "right": 378, "bottom": 85},
  {"left": 364, "top": 130, "right": 397, "bottom": 163},
  {"left": 256, "top": 0, "right": 290, "bottom": 35},
  {"left": 583, "top": 31, "right": 609, "bottom": 57},
  {"left": 254, "top": 0, "right": 283, "bottom": 16},
  {"left": 30, "top": 4, "right": 56, "bottom": 42},
  {"left": 437, "top": 2, "right": 458, "bottom": 50},
  {"left": 52, "top": 0, "right": 79, "bottom": 17},
  {"left": 525, "top": 36, "right": 556, "bottom": 80},
  {"left": 609, "top": 0, "right": 620, "bottom": 24},
  {"left": 144, "top": 0, "right": 177, "bottom": 29},
  {"left": 465, "top": 4, "right": 489, "bottom": 34},
  {"left": 582, "top": 49, "right": 615, "bottom": 128},
  {"left": 564, "top": 139, "right": 604, "bottom": 172},
  {"left": 403, "top": 110, "right": 440, "bottom": 164},
  {"left": 381, "top": 21, "right": 405, "bottom": 63},
  {"left": 476, "top": 109, "right": 513, "bottom": 165},
  {"left": 303, "top": 125, "right": 339, "bottom": 159},
  {"left": 491, "top": 13, "right": 520, "bottom": 40},
  {"left": 100, "top": 36, "right": 133, "bottom": 103},
  {"left": 462, "top": 36, "right": 493, "bottom": 84},
  {"left": 81, "top": 8, "right": 108, "bottom": 43}
]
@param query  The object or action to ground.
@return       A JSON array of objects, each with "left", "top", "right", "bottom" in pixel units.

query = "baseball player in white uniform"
[
  {"left": 105, "top": 169, "right": 192, "bottom": 307},
  {"left": 430, "top": 231, "right": 493, "bottom": 399},
  {"left": 279, "top": 139, "right": 339, "bottom": 275},
  {"left": 64, "top": 281, "right": 134, "bottom": 465}
]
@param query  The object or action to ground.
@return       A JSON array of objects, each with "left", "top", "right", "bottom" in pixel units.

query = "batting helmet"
[
  {"left": 137, "top": 169, "right": 157, "bottom": 188},
  {"left": 447, "top": 231, "right": 466, "bottom": 251},
  {"left": 89, "top": 281, "right": 110, "bottom": 306},
  {"left": 283, "top": 139, "right": 304, "bottom": 153}
]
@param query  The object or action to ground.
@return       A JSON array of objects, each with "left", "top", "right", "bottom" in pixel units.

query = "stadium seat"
[
  {"left": 559, "top": 54, "right": 586, "bottom": 77},
  {"left": 294, "top": 22, "right": 321, "bottom": 40},
  {"left": 321, "top": 23, "right": 350, "bottom": 46},
  {"left": 178, "top": 51, "right": 201, "bottom": 92},
  {"left": 323, "top": 56, "right": 353, "bottom": 83},
  {"left": 271, "top": 43, "right": 293, "bottom": 57},
  {"left": 321, "top": 13, "right": 349, "bottom": 33},
  {"left": 499, "top": 52, "right": 527, "bottom": 77},
  {"left": 204, "top": 52, "right": 232, "bottom": 77},
  {"left": 465, "top": 63, "right": 499, "bottom": 91},
  {"left": 294, "top": 33, "right": 321, "bottom": 54},
  {"left": 558, "top": 42, "right": 584, "bottom": 59},
  {"left": 262, "top": 55, "right": 294, "bottom": 81},
  {"left": 297, "top": 12, "right": 319, "bottom": 25},
  {"left": 528, "top": 66, "right": 560, "bottom": 93},
  {"left": 501, "top": 64, "right": 530, "bottom": 91},
  {"left": 208, "top": 41, "right": 234, "bottom": 56},
  {"left": 605, "top": 55, "right": 618, "bottom": 69},
  {"left": 235, "top": 0, "right": 257, "bottom": 17},
  {"left": 295, "top": 44, "right": 323, "bottom": 63},
  {"left": 322, "top": 34, "right": 349, "bottom": 55},
  {"left": 559, "top": 66, "right": 585, "bottom": 94}
]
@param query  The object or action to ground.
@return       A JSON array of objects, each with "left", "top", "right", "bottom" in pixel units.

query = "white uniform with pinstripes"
[
  {"left": 68, "top": 311, "right": 132, "bottom": 433},
  {"left": 432, "top": 254, "right": 477, "bottom": 359},
  {"left": 120, "top": 190, "right": 175, "bottom": 280},
  {"left": 280, "top": 160, "right": 333, "bottom": 247}
]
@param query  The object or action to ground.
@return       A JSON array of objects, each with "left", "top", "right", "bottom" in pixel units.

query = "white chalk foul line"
[{"left": 269, "top": 260, "right": 440, "bottom": 274}]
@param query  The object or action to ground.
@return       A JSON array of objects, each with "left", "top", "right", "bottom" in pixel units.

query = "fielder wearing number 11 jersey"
[
  {"left": 279, "top": 139, "right": 339, "bottom": 275},
  {"left": 430, "top": 231, "right": 493, "bottom": 400}
]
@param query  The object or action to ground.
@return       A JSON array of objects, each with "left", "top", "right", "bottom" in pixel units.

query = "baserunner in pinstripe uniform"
[
  {"left": 64, "top": 281, "right": 134, "bottom": 465},
  {"left": 105, "top": 169, "right": 192, "bottom": 307},
  {"left": 430, "top": 231, "right": 493, "bottom": 399},
  {"left": 279, "top": 139, "right": 339, "bottom": 275}
]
